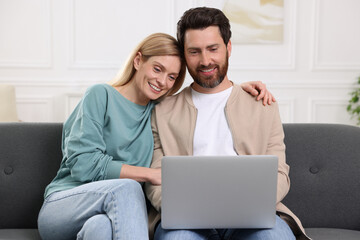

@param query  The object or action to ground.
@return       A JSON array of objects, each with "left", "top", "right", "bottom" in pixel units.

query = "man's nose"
[{"left": 200, "top": 52, "right": 211, "bottom": 66}]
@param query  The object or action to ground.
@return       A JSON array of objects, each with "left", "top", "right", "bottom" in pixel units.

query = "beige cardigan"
[{"left": 145, "top": 85, "right": 310, "bottom": 240}]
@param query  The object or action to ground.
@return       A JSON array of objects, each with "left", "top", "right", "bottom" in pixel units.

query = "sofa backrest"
[
  {"left": 283, "top": 123, "right": 360, "bottom": 231},
  {"left": 0, "top": 123, "right": 63, "bottom": 229},
  {"left": 0, "top": 123, "right": 359, "bottom": 230}
]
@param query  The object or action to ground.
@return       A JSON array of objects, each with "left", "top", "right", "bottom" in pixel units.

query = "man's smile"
[{"left": 198, "top": 67, "right": 217, "bottom": 76}]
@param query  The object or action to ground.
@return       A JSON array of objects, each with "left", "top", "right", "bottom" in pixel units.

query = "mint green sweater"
[{"left": 44, "top": 84, "right": 155, "bottom": 198}]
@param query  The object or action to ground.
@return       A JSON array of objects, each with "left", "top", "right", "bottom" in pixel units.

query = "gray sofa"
[{"left": 0, "top": 122, "right": 359, "bottom": 240}]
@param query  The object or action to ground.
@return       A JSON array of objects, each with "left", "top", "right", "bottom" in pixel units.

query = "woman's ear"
[{"left": 133, "top": 52, "right": 142, "bottom": 70}]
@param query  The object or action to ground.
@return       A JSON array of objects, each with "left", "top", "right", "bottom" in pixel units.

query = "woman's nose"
[{"left": 156, "top": 74, "right": 167, "bottom": 86}]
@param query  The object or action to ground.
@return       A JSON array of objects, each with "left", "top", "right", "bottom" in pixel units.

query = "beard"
[{"left": 188, "top": 52, "right": 229, "bottom": 89}]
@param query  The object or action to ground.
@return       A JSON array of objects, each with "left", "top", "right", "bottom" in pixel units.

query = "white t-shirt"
[{"left": 191, "top": 87, "right": 237, "bottom": 156}]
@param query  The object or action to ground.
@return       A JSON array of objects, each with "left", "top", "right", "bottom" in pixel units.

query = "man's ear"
[
  {"left": 133, "top": 52, "right": 142, "bottom": 70},
  {"left": 227, "top": 40, "right": 232, "bottom": 58}
]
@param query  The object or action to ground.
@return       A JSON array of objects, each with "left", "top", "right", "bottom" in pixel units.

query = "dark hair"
[{"left": 177, "top": 7, "right": 232, "bottom": 53}]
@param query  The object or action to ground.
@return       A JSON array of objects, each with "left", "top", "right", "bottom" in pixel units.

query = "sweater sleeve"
[
  {"left": 266, "top": 103, "right": 290, "bottom": 203},
  {"left": 62, "top": 85, "right": 122, "bottom": 183}
]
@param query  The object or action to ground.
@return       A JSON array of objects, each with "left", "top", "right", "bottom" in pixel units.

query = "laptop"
[{"left": 161, "top": 155, "right": 278, "bottom": 229}]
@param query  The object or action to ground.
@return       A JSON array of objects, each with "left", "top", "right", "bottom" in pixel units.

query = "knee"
[
  {"left": 104, "top": 179, "right": 145, "bottom": 206},
  {"left": 229, "top": 216, "right": 295, "bottom": 240},
  {"left": 271, "top": 216, "right": 296, "bottom": 240},
  {"left": 118, "top": 179, "right": 144, "bottom": 197},
  {"left": 154, "top": 224, "right": 209, "bottom": 240},
  {"left": 77, "top": 214, "right": 112, "bottom": 240},
  {"left": 83, "top": 214, "right": 111, "bottom": 231},
  {"left": 103, "top": 179, "right": 144, "bottom": 196},
  {"left": 257, "top": 217, "right": 295, "bottom": 240},
  {"left": 121, "top": 178, "right": 143, "bottom": 191}
]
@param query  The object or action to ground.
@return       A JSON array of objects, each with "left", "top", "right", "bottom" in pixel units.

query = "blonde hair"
[{"left": 110, "top": 33, "right": 186, "bottom": 97}]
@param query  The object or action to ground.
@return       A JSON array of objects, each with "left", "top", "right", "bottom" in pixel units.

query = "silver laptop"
[{"left": 161, "top": 155, "right": 278, "bottom": 229}]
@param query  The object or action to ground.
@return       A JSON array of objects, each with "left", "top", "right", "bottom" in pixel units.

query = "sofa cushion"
[
  {"left": 0, "top": 123, "right": 63, "bottom": 229},
  {"left": 282, "top": 124, "right": 360, "bottom": 230},
  {"left": 305, "top": 228, "right": 360, "bottom": 240},
  {"left": 0, "top": 229, "right": 40, "bottom": 240}
]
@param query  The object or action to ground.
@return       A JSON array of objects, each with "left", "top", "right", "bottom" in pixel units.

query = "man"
[{"left": 145, "top": 7, "right": 309, "bottom": 240}]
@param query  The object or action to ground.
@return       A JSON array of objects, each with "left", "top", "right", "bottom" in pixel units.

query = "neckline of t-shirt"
[{"left": 191, "top": 86, "right": 233, "bottom": 99}]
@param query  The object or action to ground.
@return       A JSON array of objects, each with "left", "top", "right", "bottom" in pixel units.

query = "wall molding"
[
  {"left": 277, "top": 98, "right": 295, "bottom": 123},
  {"left": 270, "top": 82, "right": 356, "bottom": 90},
  {"left": 65, "top": 93, "right": 83, "bottom": 118},
  {"left": 0, "top": 77, "right": 357, "bottom": 89},
  {"left": 310, "top": 0, "right": 360, "bottom": 71},
  {"left": 308, "top": 97, "right": 349, "bottom": 122},
  {"left": 68, "top": 0, "right": 176, "bottom": 69},
  {"left": 16, "top": 95, "right": 53, "bottom": 122},
  {"left": 0, "top": 0, "right": 52, "bottom": 69},
  {"left": 0, "top": 78, "right": 102, "bottom": 87}
]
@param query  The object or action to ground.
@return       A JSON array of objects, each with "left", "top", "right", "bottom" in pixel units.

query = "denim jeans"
[
  {"left": 38, "top": 179, "right": 149, "bottom": 240},
  {"left": 154, "top": 215, "right": 295, "bottom": 240}
]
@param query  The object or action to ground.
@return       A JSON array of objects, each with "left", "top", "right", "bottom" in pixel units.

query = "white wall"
[{"left": 0, "top": 0, "right": 359, "bottom": 124}]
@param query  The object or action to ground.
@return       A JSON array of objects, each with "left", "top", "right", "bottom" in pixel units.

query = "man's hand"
[{"left": 241, "top": 81, "right": 276, "bottom": 106}]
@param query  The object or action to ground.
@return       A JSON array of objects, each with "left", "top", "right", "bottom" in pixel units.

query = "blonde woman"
[{"left": 38, "top": 33, "right": 272, "bottom": 240}]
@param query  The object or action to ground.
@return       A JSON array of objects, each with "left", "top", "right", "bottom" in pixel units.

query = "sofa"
[{"left": 0, "top": 122, "right": 359, "bottom": 240}]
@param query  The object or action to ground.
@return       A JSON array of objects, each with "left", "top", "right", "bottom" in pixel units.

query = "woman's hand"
[
  {"left": 148, "top": 168, "right": 161, "bottom": 186},
  {"left": 241, "top": 81, "right": 276, "bottom": 106},
  {"left": 120, "top": 164, "right": 161, "bottom": 185}
]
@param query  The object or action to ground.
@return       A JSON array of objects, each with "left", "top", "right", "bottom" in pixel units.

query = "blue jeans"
[
  {"left": 38, "top": 179, "right": 149, "bottom": 240},
  {"left": 154, "top": 216, "right": 295, "bottom": 240}
]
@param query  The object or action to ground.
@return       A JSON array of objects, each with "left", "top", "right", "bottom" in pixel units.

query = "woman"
[{"left": 38, "top": 33, "right": 273, "bottom": 240}]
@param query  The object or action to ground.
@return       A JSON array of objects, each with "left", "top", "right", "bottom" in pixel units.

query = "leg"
[
  {"left": 77, "top": 214, "right": 112, "bottom": 240},
  {"left": 224, "top": 216, "right": 295, "bottom": 240},
  {"left": 154, "top": 223, "right": 220, "bottom": 240},
  {"left": 38, "top": 179, "right": 148, "bottom": 240}
]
